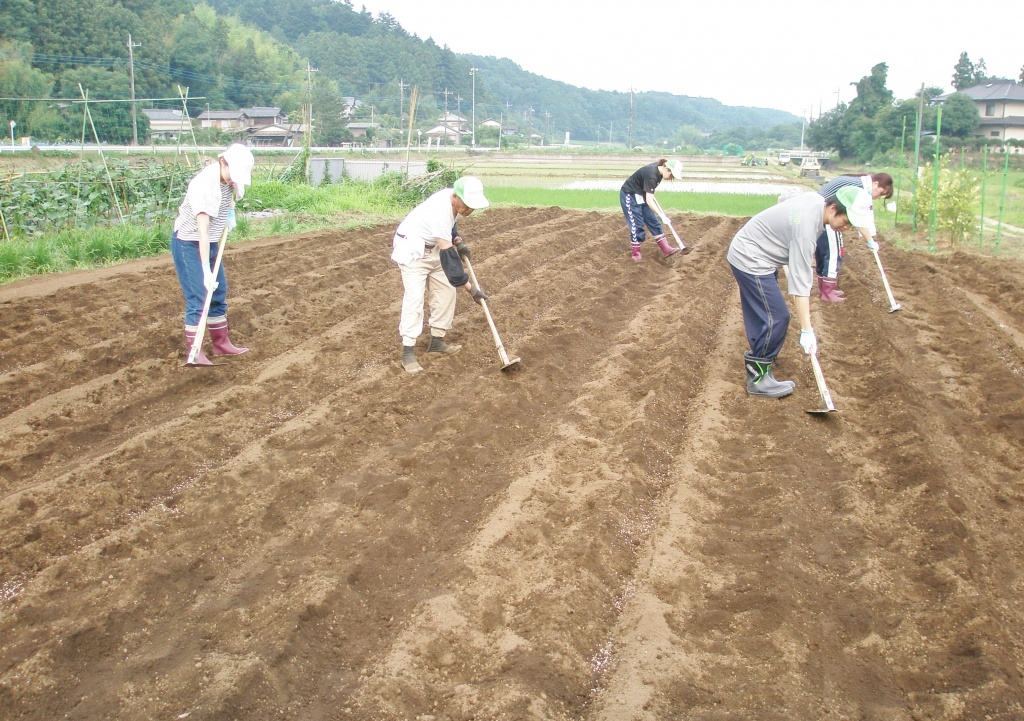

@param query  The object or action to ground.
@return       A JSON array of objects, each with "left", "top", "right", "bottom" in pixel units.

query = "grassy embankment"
[
  {"left": 2, "top": 153, "right": 1021, "bottom": 282},
  {"left": 0, "top": 178, "right": 420, "bottom": 284}
]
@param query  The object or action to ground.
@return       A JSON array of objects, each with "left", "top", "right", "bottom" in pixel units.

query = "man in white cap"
[
  {"left": 391, "top": 176, "right": 489, "bottom": 374},
  {"left": 619, "top": 158, "right": 689, "bottom": 261},
  {"left": 727, "top": 186, "right": 873, "bottom": 398},
  {"left": 170, "top": 143, "right": 254, "bottom": 366}
]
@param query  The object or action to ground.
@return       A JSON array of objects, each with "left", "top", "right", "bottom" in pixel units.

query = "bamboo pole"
[
  {"left": 911, "top": 84, "right": 924, "bottom": 232},
  {"left": 928, "top": 106, "right": 942, "bottom": 252},
  {"left": 78, "top": 84, "right": 125, "bottom": 225},
  {"left": 404, "top": 86, "right": 418, "bottom": 179},
  {"left": 994, "top": 147, "right": 1010, "bottom": 256},
  {"left": 979, "top": 144, "right": 988, "bottom": 248},
  {"left": 0, "top": 205, "right": 10, "bottom": 242},
  {"left": 895, "top": 115, "right": 906, "bottom": 230}
]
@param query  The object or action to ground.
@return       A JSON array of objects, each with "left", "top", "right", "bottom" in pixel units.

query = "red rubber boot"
[{"left": 208, "top": 318, "right": 249, "bottom": 356}]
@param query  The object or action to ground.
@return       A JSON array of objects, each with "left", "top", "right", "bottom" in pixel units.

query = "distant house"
[
  {"left": 437, "top": 111, "right": 468, "bottom": 131},
  {"left": 479, "top": 118, "right": 501, "bottom": 129},
  {"left": 240, "top": 107, "right": 287, "bottom": 128},
  {"left": 423, "top": 124, "right": 467, "bottom": 145},
  {"left": 141, "top": 109, "right": 192, "bottom": 140},
  {"left": 247, "top": 122, "right": 307, "bottom": 147},
  {"left": 198, "top": 110, "right": 245, "bottom": 132},
  {"left": 346, "top": 122, "right": 380, "bottom": 138},
  {"left": 422, "top": 111, "right": 470, "bottom": 146},
  {"left": 938, "top": 82, "right": 1024, "bottom": 144},
  {"left": 341, "top": 97, "right": 363, "bottom": 119}
]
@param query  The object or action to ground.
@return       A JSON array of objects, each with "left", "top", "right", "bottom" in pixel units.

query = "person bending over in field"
[
  {"left": 170, "top": 143, "right": 253, "bottom": 366},
  {"left": 814, "top": 173, "right": 893, "bottom": 302},
  {"left": 727, "top": 186, "right": 873, "bottom": 398},
  {"left": 391, "top": 176, "right": 489, "bottom": 374},
  {"left": 619, "top": 159, "right": 690, "bottom": 261}
]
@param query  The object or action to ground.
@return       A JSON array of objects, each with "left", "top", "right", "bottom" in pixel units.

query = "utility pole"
[
  {"left": 126, "top": 34, "right": 141, "bottom": 145},
  {"left": 544, "top": 110, "right": 551, "bottom": 145},
  {"left": 470, "top": 67, "right": 478, "bottom": 147},
  {"left": 398, "top": 79, "right": 408, "bottom": 128},
  {"left": 305, "top": 62, "right": 318, "bottom": 150},
  {"left": 912, "top": 82, "right": 925, "bottom": 231},
  {"left": 442, "top": 87, "right": 452, "bottom": 115},
  {"left": 628, "top": 88, "right": 634, "bottom": 150}
]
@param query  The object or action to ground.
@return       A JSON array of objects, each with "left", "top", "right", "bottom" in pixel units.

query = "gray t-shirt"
[{"left": 727, "top": 192, "right": 825, "bottom": 297}]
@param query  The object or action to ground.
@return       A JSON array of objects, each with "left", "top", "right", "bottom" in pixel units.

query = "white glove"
[
  {"left": 867, "top": 238, "right": 879, "bottom": 252},
  {"left": 659, "top": 215, "right": 670, "bottom": 226},
  {"left": 799, "top": 329, "right": 817, "bottom": 356},
  {"left": 203, "top": 271, "right": 218, "bottom": 292},
  {"left": 227, "top": 208, "right": 237, "bottom": 232}
]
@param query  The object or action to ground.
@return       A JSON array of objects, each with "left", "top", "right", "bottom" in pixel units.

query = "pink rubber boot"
[
  {"left": 818, "top": 277, "right": 846, "bottom": 302},
  {"left": 655, "top": 234, "right": 680, "bottom": 258},
  {"left": 208, "top": 318, "right": 249, "bottom": 356},
  {"left": 184, "top": 328, "right": 214, "bottom": 366}
]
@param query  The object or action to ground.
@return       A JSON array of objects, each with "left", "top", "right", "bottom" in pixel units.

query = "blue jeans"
[
  {"left": 619, "top": 190, "right": 664, "bottom": 244},
  {"left": 171, "top": 231, "right": 228, "bottom": 327},
  {"left": 731, "top": 264, "right": 791, "bottom": 361}
]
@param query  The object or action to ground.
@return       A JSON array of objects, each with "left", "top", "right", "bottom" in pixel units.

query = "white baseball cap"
[
  {"left": 453, "top": 176, "right": 490, "bottom": 209},
  {"left": 219, "top": 143, "right": 255, "bottom": 199},
  {"left": 665, "top": 159, "right": 684, "bottom": 179},
  {"left": 836, "top": 186, "right": 873, "bottom": 229}
]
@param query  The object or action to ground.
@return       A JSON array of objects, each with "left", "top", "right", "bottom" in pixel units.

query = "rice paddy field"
[{"left": 458, "top": 153, "right": 802, "bottom": 214}]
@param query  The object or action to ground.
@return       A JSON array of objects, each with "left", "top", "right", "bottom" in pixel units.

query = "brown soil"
[{"left": 2, "top": 208, "right": 1024, "bottom": 721}]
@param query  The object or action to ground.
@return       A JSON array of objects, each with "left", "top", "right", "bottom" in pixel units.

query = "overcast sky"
[{"left": 354, "top": 0, "right": 1020, "bottom": 119}]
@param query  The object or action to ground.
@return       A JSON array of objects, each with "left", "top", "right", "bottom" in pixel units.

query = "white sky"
[{"left": 355, "top": 0, "right": 1021, "bottom": 119}]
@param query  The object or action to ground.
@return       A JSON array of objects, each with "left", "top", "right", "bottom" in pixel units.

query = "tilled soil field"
[{"left": 2, "top": 207, "right": 1024, "bottom": 721}]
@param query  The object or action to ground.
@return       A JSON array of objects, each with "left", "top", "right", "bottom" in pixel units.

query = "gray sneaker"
[
  {"left": 428, "top": 336, "right": 462, "bottom": 354},
  {"left": 402, "top": 346, "right": 424, "bottom": 374}
]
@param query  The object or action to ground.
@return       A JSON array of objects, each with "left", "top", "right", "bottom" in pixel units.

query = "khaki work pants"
[{"left": 398, "top": 245, "right": 457, "bottom": 347}]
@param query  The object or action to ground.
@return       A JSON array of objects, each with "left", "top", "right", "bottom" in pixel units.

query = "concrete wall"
[{"left": 308, "top": 158, "right": 428, "bottom": 185}]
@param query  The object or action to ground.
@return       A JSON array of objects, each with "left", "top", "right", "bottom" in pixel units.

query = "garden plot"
[{"left": 2, "top": 208, "right": 1024, "bottom": 720}]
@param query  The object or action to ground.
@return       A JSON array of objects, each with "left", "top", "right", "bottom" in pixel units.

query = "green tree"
[
  {"left": 971, "top": 58, "right": 988, "bottom": 86},
  {"left": 0, "top": 41, "right": 55, "bottom": 135},
  {"left": 952, "top": 52, "right": 975, "bottom": 90},
  {"left": 312, "top": 76, "right": 348, "bottom": 146},
  {"left": 848, "top": 63, "right": 894, "bottom": 118},
  {"left": 57, "top": 66, "right": 139, "bottom": 143},
  {"left": 939, "top": 92, "right": 980, "bottom": 138}
]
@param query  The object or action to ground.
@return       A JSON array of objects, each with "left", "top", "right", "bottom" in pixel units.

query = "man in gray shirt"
[{"left": 727, "top": 186, "right": 872, "bottom": 398}]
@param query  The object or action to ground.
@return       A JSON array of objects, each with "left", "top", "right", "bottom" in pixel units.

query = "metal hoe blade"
[
  {"left": 871, "top": 248, "right": 902, "bottom": 313},
  {"left": 806, "top": 351, "right": 838, "bottom": 415},
  {"left": 463, "top": 257, "right": 520, "bottom": 371}
]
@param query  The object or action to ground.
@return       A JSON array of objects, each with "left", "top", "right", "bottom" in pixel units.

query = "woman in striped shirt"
[{"left": 171, "top": 144, "right": 254, "bottom": 366}]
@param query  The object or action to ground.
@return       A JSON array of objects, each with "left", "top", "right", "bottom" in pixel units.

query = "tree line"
[
  {"left": 0, "top": 0, "right": 797, "bottom": 148},
  {"left": 806, "top": 57, "right": 1022, "bottom": 164}
]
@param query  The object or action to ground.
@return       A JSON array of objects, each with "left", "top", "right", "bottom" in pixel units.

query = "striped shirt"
[{"left": 173, "top": 162, "right": 234, "bottom": 242}]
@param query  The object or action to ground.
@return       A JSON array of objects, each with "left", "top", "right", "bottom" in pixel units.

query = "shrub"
[{"left": 901, "top": 160, "right": 980, "bottom": 247}]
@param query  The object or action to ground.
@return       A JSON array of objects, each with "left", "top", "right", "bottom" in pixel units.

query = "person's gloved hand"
[
  {"left": 659, "top": 214, "right": 670, "bottom": 226},
  {"left": 799, "top": 329, "right": 817, "bottom": 356},
  {"left": 866, "top": 238, "right": 879, "bottom": 252},
  {"left": 227, "top": 208, "right": 237, "bottom": 232},
  {"left": 471, "top": 288, "right": 488, "bottom": 305},
  {"left": 203, "top": 271, "right": 218, "bottom": 293},
  {"left": 456, "top": 242, "right": 471, "bottom": 260}
]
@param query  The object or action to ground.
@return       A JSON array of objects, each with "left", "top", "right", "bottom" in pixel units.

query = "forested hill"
[{"left": 0, "top": 0, "right": 800, "bottom": 146}]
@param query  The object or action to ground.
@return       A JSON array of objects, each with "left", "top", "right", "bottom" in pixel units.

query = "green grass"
[
  {"left": 0, "top": 225, "right": 174, "bottom": 282},
  {"left": 485, "top": 187, "right": 777, "bottom": 215},
  {"left": 0, "top": 176, "right": 426, "bottom": 284}
]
